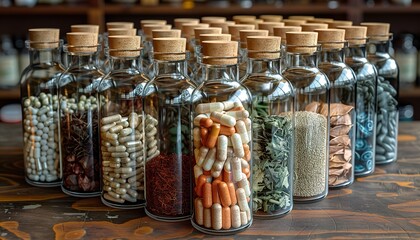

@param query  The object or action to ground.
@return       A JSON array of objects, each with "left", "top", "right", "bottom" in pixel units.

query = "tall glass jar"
[
  {"left": 282, "top": 32, "right": 330, "bottom": 202},
  {"left": 98, "top": 36, "right": 148, "bottom": 208},
  {"left": 58, "top": 32, "right": 104, "bottom": 197},
  {"left": 242, "top": 36, "right": 294, "bottom": 218},
  {"left": 339, "top": 26, "right": 378, "bottom": 177},
  {"left": 20, "top": 28, "right": 64, "bottom": 187},
  {"left": 316, "top": 29, "right": 357, "bottom": 188},
  {"left": 361, "top": 22, "right": 399, "bottom": 165},
  {"left": 191, "top": 41, "right": 253, "bottom": 234},
  {"left": 143, "top": 38, "right": 196, "bottom": 221}
]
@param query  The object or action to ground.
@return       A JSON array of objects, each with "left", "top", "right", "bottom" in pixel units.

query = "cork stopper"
[
  {"left": 209, "top": 21, "right": 235, "bottom": 34},
  {"left": 153, "top": 38, "right": 186, "bottom": 61},
  {"left": 195, "top": 27, "right": 223, "bottom": 41},
  {"left": 282, "top": 19, "right": 306, "bottom": 26},
  {"left": 108, "top": 28, "right": 137, "bottom": 36},
  {"left": 28, "top": 28, "right": 60, "bottom": 49},
  {"left": 228, "top": 24, "right": 255, "bottom": 41},
  {"left": 247, "top": 36, "right": 281, "bottom": 59},
  {"left": 239, "top": 29, "right": 269, "bottom": 48},
  {"left": 66, "top": 32, "right": 98, "bottom": 53},
  {"left": 360, "top": 22, "right": 390, "bottom": 41},
  {"left": 307, "top": 18, "right": 334, "bottom": 23},
  {"left": 237, "top": 19, "right": 263, "bottom": 28},
  {"left": 140, "top": 19, "right": 167, "bottom": 29},
  {"left": 289, "top": 16, "right": 315, "bottom": 20},
  {"left": 143, "top": 24, "right": 172, "bottom": 39},
  {"left": 71, "top": 24, "right": 100, "bottom": 34},
  {"left": 152, "top": 29, "right": 181, "bottom": 38},
  {"left": 328, "top": 20, "right": 353, "bottom": 28},
  {"left": 301, "top": 23, "right": 328, "bottom": 32},
  {"left": 201, "top": 41, "right": 238, "bottom": 65},
  {"left": 273, "top": 26, "right": 302, "bottom": 43},
  {"left": 106, "top": 22, "right": 134, "bottom": 30},
  {"left": 258, "top": 22, "right": 285, "bottom": 35},
  {"left": 108, "top": 36, "right": 141, "bottom": 57},
  {"left": 337, "top": 26, "right": 367, "bottom": 45},
  {"left": 286, "top": 32, "right": 318, "bottom": 54},
  {"left": 199, "top": 34, "right": 232, "bottom": 42},
  {"left": 315, "top": 29, "right": 345, "bottom": 50},
  {"left": 201, "top": 16, "right": 226, "bottom": 24},
  {"left": 233, "top": 15, "right": 256, "bottom": 23},
  {"left": 260, "top": 15, "right": 283, "bottom": 22},
  {"left": 181, "top": 23, "right": 210, "bottom": 38},
  {"left": 174, "top": 18, "right": 200, "bottom": 29}
]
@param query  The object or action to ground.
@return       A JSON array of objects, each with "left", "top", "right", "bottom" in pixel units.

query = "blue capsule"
[
  {"left": 361, "top": 150, "right": 373, "bottom": 162},
  {"left": 355, "top": 139, "right": 368, "bottom": 151}
]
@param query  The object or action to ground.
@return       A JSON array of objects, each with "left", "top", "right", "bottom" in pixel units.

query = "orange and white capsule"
[
  {"left": 238, "top": 173, "right": 251, "bottom": 197},
  {"left": 222, "top": 101, "right": 235, "bottom": 110},
  {"left": 219, "top": 125, "right": 236, "bottom": 136},
  {"left": 227, "top": 182, "right": 237, "bottom": 206},
  {"left": 196, "top": 102, "right": 224, "bottom": 114},
  {"left": 203, "top": 147, "right": 216, "bottom": 171},
  {"left": 231, "top": 205, "right": 241, "bottom": 228},
  {"left": 194, "top": 114, "right": 207, "bottom": 126},
  {"left": 226, "top": 110, "right": 249, "bottom": 120},
  {"left": 203, "top": 182, "right": 213, "bottom": 208},
  {"left": 235, "top": 120, "right": 249, "bottom": 144},
  {"left": 218, "top": 181, "right": 232, "bottom": 207},
  {"left": 197, "top": 146, "right": 209, "bottom": 167},
  {"left": 217, "top": 135, "right": 228, "bottom": 162},
  {"left": 244, "top": 117, "right": 252, "bottom": 138},
  {"left": 193, "top": 127, "right": 201, "bottom": 148},
  {"left": 212, "top": 179, "right": 221, "bottom": 204},
  {"left": 210, "top": 112, "right": 236, "bottom": 127},
  {"left": 195, "top": 198, "right": 204, "bottom": 225},
  {"left": 204, "top": 208, "right": 212, "bottom": 228},
  {"left": 231, "top": 157, "right": 243, "bottom": 182},
  {"left": 231, "top": 133, "right": 244, "bottom": 158},
  {"left": 222, "top": 206, "right": 231, "bottom": 230},
  {"left": 194, "top": 164, "right": 203, "bottom": 184},
  {"left": 206, "top": 124, "right": 220, "bottom": 148},
  {"left": 211, "top": 203, "right": 223, "bottom": 230}
]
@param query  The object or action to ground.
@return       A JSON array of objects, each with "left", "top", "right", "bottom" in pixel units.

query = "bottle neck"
[
  {"left": 29, "top": 47, "right": 61, "bottom": 65},
  {"left": 154, "top": 59, "right": 188, "bottom": 77},
  {"left": 201, "top": 63, "right": 239, "bottom": 83},
  {"left": 284, "top": 51, "right": 318, "bottom": 68},
  {"left": 110, "top": 56, "right": 141, "bottom": 72},
  {"left": 367, "top": 39, "right": 392, "bottom": 59},
  {"left": 67, "top": 51, "right": 100, "bottom": 70},
  {"left": 247, "top": 57, "right": 281, "bottom": 75},
  {"left": 345, "top": 44, "right": 367, "bottom": 60},
  {"left": 319, "top": 47, "right": 345, "bottom": 64}
]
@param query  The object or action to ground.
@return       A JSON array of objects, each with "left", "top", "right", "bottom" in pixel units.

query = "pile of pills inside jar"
[
  {"left": 193, "top": 101, "right": 252, "bottom": 231},
  {"left": 22, "top": 93, "right": 60, "bottom": 184},
  {"left": 100, "top": 113, "right": 158, "bottom": 205},
  {"left": 60, "top": 95, "right": 99, "bottom": 114}
]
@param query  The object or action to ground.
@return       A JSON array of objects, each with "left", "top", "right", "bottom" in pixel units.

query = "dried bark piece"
[
  {"left": 330, "top": 125, "right": 352, "bottom": 137},
  {"left": 331, "top": 114, "right": 352, "bottom": 126},
  {"left": 305, "top": 102, "right": 322, "bottom": 113},
  {"left": 330, "top": 145, "right": 346, "bottom": 155},
  {"left": 328, "top": 103, "right": 353, "bottom": 116},
  {"left": 330, "top": 135, "right": 351, "bottom": 146},
  {"left": 330, "top": 154, "right": 346, "bottom": 163}
]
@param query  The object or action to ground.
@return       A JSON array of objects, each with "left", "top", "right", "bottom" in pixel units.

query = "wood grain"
[{"left": 0, "top": 122, "right": 419, "bottom": 239}]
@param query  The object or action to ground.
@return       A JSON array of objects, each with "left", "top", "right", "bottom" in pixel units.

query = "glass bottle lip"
[
  {"left": 246, "top": 49, "right": 281, "bottom": 60},
  {"left": 317, "top": 40, "right": 349, "bottom": 50},
  {"left": 201, "top": 55, "right": 239, "bottom": 66},
  {"left": 106, "top": 48, "right": 143, "bottom": 58},
  {"left": 25, "top": 39, "right": 63, "bottom": 50},
  {"left": 284, "top": 44, "right": 321, "bottom": 54},
  {"left": 366, "top": 33, "right": 393, "bottom": 42},
  {"left": 63, "top": 43, "right": 101, "bottom": 54},
  {"left": 150, "top": 51, "right": 189, "bottom": 61}
]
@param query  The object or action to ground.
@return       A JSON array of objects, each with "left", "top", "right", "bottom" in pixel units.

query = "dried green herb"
[{"left": 252, "top": 114, "right": 293, "bottom": 215}]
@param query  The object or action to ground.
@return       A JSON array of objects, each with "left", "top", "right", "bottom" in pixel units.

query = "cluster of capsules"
[
  {"left": 193, "top": 100, "right": 252, "bottom": 231},
  {"left": 100, "top": 112, "right": 158, "bottom": 206}
]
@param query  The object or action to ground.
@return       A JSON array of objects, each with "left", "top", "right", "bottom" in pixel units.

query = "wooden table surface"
[{"left": 0, "top": 122, "right": 419, "bottom": 239}]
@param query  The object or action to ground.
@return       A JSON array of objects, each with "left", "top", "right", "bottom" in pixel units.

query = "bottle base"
[
  {"left": 253, "top": 208, "right": 292, "bottom": 219},
  {"left": 101, "top": 196, "right": 145, "bottom": 209},
  {"left": 294, "top": 194, "right": 327, "bottom": 203},
  {"left": 61, "top": 186, "right": 101, "bottom": 198},
  {"left": 354, "top": 170, "right": 374, "bottom": 178},
  {"left": 191, "top": 216, "right": 252, "bottom": 235},
  {"left": 25, "top": 177, "right": 61, "bottom": 187},
  {"left": 375, "top": 158, "right": 397, "bottom": 165},
  {"left": 329, "top": 179, "right": 354, "bottom": 189},
  {"left": 145, "top": 208, "right": 191, "bottom": 222}
]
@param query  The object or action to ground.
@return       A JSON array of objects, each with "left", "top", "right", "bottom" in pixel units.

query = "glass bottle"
[
  {"left": 0, "top": 35, "right": 20, "bottom": 87},
  {"left": 58, "top": 32, "right": 104, "bottom": 197},
  {"left": 362, "top": 23, "right": 399, "bottom": 165},
  {"left": 316, "top": 29, "right": 357, "bottom": 188},
  {"left": 339, "top": 26, "right": 378, "bottom": 177},
  {"left": 20, "top": 28, "right": 65, "bottom": 187},
  {"left": 238, "top": 30, "right": 269, "bottom": 81},
  {"left": 191, "top": 41, "right": 253, "bottom": 234},
  {"left": 143, "top": 38, "right": 196, "bottom": 221},
  {"left": 98, "top": 36, "right": 148, "bottom": 208},
  {"left": 242, "top": 36, "right": 294, "bottom": 218},
  {"left": 282, "top": 32, "right": 330, "bottom": 202}
]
